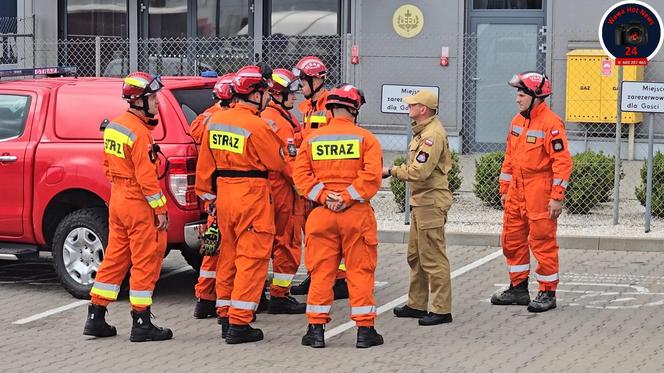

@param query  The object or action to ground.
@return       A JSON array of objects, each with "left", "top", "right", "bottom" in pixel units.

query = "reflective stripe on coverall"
[
  {"left": 195, "top": 102, "right": 286, "bottom": 325},
  {"left": 91, "top": 111, "right": 168, "bottom": 311},
  {"left": 297, "top": 89, "right": 347, "bottom": 279},
  {"left": 499, "top": 102, "right": 573, "bottom": 291},
  {"left": 190, "top": 103, "right": 225, "bottom": 301},
  {"left": 293, "top": 117, "right": 383, "bottom": 326},
  {"left": 262, "top": 103, "right": 306, "bottom": 298}
]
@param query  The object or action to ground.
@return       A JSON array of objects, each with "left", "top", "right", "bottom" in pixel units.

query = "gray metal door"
[{"left": 464, "top": 14, "right": 545, "bottom": 153}]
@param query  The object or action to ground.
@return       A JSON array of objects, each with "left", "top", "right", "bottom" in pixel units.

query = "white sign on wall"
[
  {"left": 381, "top": 84, "right": 439, "bottom": 114},
  {"left": 621, "top": 81, "right": 664, "bottom": 113}
]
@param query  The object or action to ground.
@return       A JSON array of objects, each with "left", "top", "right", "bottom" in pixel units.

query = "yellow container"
[{"left": 565, "top": 49, "right": 643, "bottom": 124}]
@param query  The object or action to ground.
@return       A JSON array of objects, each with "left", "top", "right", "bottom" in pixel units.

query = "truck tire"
[
  {"left": 180, "top": 246, "right": 202, "bottom": 272},
  {"left": 52, "top": 208, "right": 108, "bottom": 299}
]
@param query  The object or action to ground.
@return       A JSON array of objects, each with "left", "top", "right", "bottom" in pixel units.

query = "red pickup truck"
[{"left": 0, "top": 73, "right": 212, "bottom": 298}]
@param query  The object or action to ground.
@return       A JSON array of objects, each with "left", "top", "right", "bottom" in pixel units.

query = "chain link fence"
[
  {"left": 3, "top": 29, "right": 664, "bottom": 235},
  {"left": 0, "top": 16, "right": 34, "bottom": 67}
]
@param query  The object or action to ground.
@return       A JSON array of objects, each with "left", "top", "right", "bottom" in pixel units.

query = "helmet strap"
[
  {"left": 303, "top": 76, "right": 323, "bottom": 100},
  {"left": 272, "top": 92, "right": 293, "bottom": 111},
  {"left": 244, "top": 90, "right": 267, "bottom": 111}
]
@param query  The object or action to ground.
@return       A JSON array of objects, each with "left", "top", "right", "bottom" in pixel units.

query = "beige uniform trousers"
[{"left": 406, "top": 205, "right": 452, "bottom": 314}]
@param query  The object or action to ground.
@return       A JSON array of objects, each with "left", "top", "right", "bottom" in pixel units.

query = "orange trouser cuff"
[{"left": 91, "top": 296, "right": 112, "bottom": 308}]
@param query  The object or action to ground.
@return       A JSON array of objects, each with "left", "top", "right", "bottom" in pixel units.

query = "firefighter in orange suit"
[
  {"left": 294, "top": 84, "right": 384, "bottom": 349},
  {"left": 191, "top": 73, "right": 236, "bottom": 319},
  {"left": 195, "top": 63, "right": 287, "bottom": 344},
  {"left": 490, "top": 72, "right": 573, "bottom": 313},
  {"left": 84, "top": 71, "right": 173, "bottom": 342},
  {"left": 290, "top": 56, "right": 348, "bottom": 300},
  {"left": 260, "top": 68, "right": 307, "bottom": 314}
]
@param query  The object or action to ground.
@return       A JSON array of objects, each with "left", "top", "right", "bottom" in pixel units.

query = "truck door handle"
[{"left": 0, "top": 155, "right": 18, "bottom": 162}]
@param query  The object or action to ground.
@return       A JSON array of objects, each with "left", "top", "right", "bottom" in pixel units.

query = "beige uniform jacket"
[{"left": 391, "top": 115, "right": 453, "bottom": 209}]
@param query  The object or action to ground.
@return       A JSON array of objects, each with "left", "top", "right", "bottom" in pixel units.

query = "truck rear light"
[{"left": 168, "top": 157, "right": 198, "bottom": 209}]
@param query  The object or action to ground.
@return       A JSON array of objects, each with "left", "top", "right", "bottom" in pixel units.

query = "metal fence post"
[
  {"left": 613, "top": 65, "right": 623, "bottom": 225},
  {"left": 645, "top": 113, "right": 655, "bottom": 233},
  {"left": 95, "top": 36, "right": 101, "bottom": 77}
]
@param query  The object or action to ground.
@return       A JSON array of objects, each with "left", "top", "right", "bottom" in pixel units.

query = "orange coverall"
[
  {"left": 298, "top": 89, "right": 331, "bottom": 139},
  {"left": 499, "top": 102, "right": 573, "bottom": 292},
  {"left": 190, "top": 103, "right": 225, "bottom": 302},
  {"left": 261, "top": 103, "right": 306, "bottom": 298},
  {"left": 195, "top": 102, "right": 286, "bottom": 326},
  {"left": 293, "top": 117, "right": 383, "bottom": 326},
  {"left": 91, "top": 111, "right": 168, "bottom": 311},
  {"left": 298, "top": 90, "right": 347, "bottom": 280}
]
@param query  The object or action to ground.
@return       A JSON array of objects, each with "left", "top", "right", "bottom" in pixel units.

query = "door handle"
[{"left": 0, "top": 155, "right": 17, "bottom": 162}]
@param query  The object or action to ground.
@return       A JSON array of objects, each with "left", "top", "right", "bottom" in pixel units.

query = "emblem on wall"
[{"left": 392, "top": 4, "right": 424, "bottom": 38}]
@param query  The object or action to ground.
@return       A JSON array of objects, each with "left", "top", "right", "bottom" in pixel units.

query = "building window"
[
  {"left": 66, "top": 0, "right": 128, "bottom": 37},
  {"left": 269, "top": 0, "right": 339, "bottom": 36},
  {"left": 473, "top": 0, "right": 542, "bottom": 9},
  {"left": 197, "top": 0, "right": 250, "bottom": 37},
  {"left": 149, "top": 0, "right": 188, "bottom": 38}
]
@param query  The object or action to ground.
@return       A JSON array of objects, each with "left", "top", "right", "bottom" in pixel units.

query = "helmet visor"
[
  {"left": 146, "top": 76, "right": 163, "bottom": 94},
  {"left": 508, "top": 74, "right": 524, "bottom": 89}
]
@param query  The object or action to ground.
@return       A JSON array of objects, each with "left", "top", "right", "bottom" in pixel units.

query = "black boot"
[
  {"left": 290, "top": 274, "right": 311, "bottom": 295},
  {"left": 256, "top": 291, "right": 269, "bottom": 314},
  {"left": 301, "top": 324, "right": 325, "bottom": 348},
  {"left": 490, "top": 280, "right": 530, "bottom": 306},
  {"left": 225, "top": 324, "right": 264, "bottom": 344},
  {"left": 418, "top": 312, "right": 453, "bottom": 326},
  {"left": 130, "top": 308, "right": 173, "bottom": 342},
  {"left": 193, "top": 298, "right": 217, "bottom": 319},
  {"left": 83, "top": 304, "right": 117, "bottom": 338},
  {"left": 333, "top": 278, "right": 349, "bottom": 300},
  {"left": 219, "top": 317, "right": 229, "bottom": 339},
  {"left": 393, "top": 304, "right": 427, "bottom": 319},
  {"left": 527, "top": 291, "right": 557, "bottom": 313},
  {"left": 268, "top": 295, "right": 306, "bottom": 314},
  {"left": 356, "top": 326, "right": 383, "bottom": 348}
]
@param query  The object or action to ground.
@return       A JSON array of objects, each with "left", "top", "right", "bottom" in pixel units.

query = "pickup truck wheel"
[
  {"left": 52, "top": 208, "right": 108, "bottom": 299},
  {"left": 180, "top": 246, "right": 202, "bottom": 272}
]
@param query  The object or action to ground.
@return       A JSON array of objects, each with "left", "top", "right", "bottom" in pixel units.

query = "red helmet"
[
  {"left": 213, "top": 73, "right": 235, "bottom": 101},
  {"left": 122, "top": 71, "right": 163, "bottom": 100},
  {"left": 293, "top": 56, "right": 327, "bottom": 79},
  {"left": 325, "top": 84, "right": 366, "bottom": 112},
  {"left": 508, "top": 71, "right": 551, "bottom": 98},
  {"left": 232, "top": 64, "right": 273, "bottom": 95},
  {"left": 270, "top": 68, "right": 299, "bottom": 93}
]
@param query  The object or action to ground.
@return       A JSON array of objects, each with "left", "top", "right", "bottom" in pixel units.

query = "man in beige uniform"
[{"left": 382, "top": 90, "right": 453, "bottom": 326}]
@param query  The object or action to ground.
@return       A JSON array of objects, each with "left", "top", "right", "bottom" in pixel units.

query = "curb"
[{"left": 378, "top": 230, "right": 664, "bottom": 252}]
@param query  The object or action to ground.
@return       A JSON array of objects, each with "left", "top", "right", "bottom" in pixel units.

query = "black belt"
[{"left": 215, "top": 169, "right": 268, "bottom": 179}]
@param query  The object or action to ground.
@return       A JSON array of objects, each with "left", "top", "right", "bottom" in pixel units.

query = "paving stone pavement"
[{"left": 1, "top": 245, "right": 664, "bottom": 373}]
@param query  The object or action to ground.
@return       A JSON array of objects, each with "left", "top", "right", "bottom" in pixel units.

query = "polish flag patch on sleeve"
[
  {"left": 424, "top": 138, "right": 433, "bottom": 146},
  {"left": 551, "top": 129, "right": 559, "bottom": 136}
]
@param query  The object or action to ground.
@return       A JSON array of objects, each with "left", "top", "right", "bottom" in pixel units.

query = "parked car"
[
  {"left": 103, "top": 56, "right": 215, "bottom": 77},
  {"left": 0, "top": 73, "right": 215, "bottom": 298}
]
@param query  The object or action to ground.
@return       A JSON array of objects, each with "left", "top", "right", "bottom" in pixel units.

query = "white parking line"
[
  {"left": 12, "top": 266, "right": 191, "bottom": 325},
  {"left": 325, "top": 249, "right": 504, "bottom": 340},
  {"left": 13, "top": 299, "right": 89, "bottom": 325}
]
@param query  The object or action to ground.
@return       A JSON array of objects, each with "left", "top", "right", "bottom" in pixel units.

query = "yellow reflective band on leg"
[
  {"left": 129, "top": 296, "right": 153, "bottom": 306},
  {"left": 272, "top": 278, "right": 293, "bottom": 287},
  {"left": 91, "top": 281, "right": 120, "bottom": 300},
  {"left": 90, "top": 287, "right": 119, "bottom": 300},
  {"left": 129, "top": 290, "right": 153, "bottom": 306}
]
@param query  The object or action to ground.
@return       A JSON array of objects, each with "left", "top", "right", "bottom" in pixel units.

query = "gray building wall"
[{"left": 351, "top": 0, "right": 464, "bottom": 140}]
